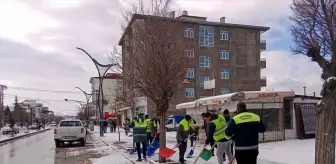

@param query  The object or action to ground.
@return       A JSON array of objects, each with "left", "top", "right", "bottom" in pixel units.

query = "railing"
[{"left": 260, "top": 40, "right": 267, "bottom": 44}]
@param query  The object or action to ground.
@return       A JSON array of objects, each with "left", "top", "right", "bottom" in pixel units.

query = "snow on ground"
[
  {"left": 0, "top": 127, "right": 31, "bottom": 142},
  {"left": 91, "top": 126, "right": 315, "bottom": 164}
]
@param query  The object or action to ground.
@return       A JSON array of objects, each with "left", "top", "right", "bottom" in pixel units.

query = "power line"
[
  {"left": 3, "top": 94, "right": 80, "bottom": 103},
  {"left": 6, "top": 86, "right": 91, "bottom": 94}
]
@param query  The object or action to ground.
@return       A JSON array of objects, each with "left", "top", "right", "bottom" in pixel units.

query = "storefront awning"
[
  {"left": 195, "top": 93, "right": 239, "bottom": 106},
  {"left": 176, "top": 101, "right": 196, "bottom": 109}
]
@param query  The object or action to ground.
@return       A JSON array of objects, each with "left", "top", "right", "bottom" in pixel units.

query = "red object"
[
  {"left": 182, "top": 79, "right": 190, "bottom": 84},
  {"left": 158, "top": 147, "right": 177, "bottom": 158},
  {"left": 104, "top": 112, "right": 117, "bottom": 119}
]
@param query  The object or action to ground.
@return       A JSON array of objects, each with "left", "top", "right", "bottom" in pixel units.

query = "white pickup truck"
[{"left": 54, "top": 119, "right": 86, "bottom": 147}]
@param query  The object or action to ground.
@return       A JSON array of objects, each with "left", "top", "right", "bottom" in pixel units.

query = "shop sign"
[{"left": 258, "top": 92, "right": 279, "bottom": 97}]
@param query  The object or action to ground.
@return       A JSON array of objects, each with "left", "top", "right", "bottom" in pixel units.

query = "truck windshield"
[{"left": 59, "top": 121, "right": 82, "bottom": 127}]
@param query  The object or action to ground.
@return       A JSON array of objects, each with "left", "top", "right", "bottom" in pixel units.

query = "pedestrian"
[
  {"left": 225, "top": 102, "right": 266, "bottom": 164},
  {"left": 123, "top": 117, "right": 130, "bottom": 135},
  {"left": 190, "top": 118, "right": 197, "bottom": 147},
  {"left": 206, "top": 111, "right": 233, "bottom": 164},
  {"left": 150, "top": 117, "right": 158, "bottom": 141},
  {"left": 223, "top": 109, "right": 234, "bottom": 155},
  {"left": 176, "top": 115, "right": 194, "bottom": 164},
  {"left": 103, "top": 119, "right": 108, "bottom": 133},
  {"left": 129, "top": 114, "right": 147, "bottom": 162},
  {"left": 144, "top": 115, "right": 152, "bottom": 145}
]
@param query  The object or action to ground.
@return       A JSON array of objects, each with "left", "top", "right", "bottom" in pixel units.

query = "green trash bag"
[{"left": 200, "top": 148, "right": 213, "bottom": 161}]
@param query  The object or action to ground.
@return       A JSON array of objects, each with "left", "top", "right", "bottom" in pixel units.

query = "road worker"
[
  {"left": 225, "top": 102, "right": 266, "bottom": 164},
  {"left": 176, "top": 115, "right": 194, "bottom": 164}
]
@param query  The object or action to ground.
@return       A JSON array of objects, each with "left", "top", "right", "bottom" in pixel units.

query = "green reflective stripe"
[
  {"left": 233, "top": 112, "right": 260, "bottom": 124},
  {"left": 179, "top": 119, "right": 190, "bottom": 131}
]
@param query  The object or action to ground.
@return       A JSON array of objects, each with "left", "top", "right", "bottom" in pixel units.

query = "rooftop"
[{"left": 118, "top": 12, "right": 270, "bottom": 45}]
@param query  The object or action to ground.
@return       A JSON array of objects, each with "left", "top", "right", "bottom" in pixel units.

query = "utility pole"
[
  {"left": 303, "top": 86, "right": 307, "bottom": 96},
  {"left": 0, "top": 85, "right": 7, "bottom": 128}
]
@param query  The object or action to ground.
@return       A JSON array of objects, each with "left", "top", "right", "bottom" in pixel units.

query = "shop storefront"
[{"left": 176, "top": 91, "right": 320, "bottom": 142}]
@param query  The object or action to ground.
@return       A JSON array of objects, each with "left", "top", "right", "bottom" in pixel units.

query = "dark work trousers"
[
  {"left": 178, "top": 141, "right": 187, "bottom": 162},
  {"left": 190, "top": 136, "right": 196, "bottom": 146},
  {"left": 136, "top": 142, "right": 147, "bottom": 159},
  {"left": 113, "top": 124, "right": 116, "bottom": 132},
  {"left": 235, "top": 149, "right": 259, "bottom": 164},
  {"left": 147, "top": 132, "right": 152, "bottom": 145}
]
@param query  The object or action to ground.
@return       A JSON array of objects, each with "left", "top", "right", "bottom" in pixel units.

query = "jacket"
[
  {"left": 206, "top": 115, "right": 228, "bottom": 144},
  {"left": 225, "top": 112, "right": 266, "bottom": 151},
  {"left": 176, "top": 119, "right": 193, "bottom": 142},
  {"left": 129, "top": 118, "right": 147, "bottom": 143}
]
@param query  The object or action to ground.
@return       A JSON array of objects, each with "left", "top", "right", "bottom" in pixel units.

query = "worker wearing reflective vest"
[
  {"left": 225, "top": 102, "right": 266, "bottom": 164},
  {"left": 129, "top": 114, "right": 148, "bottom": 162},
  {"left": 144, "top": 115, "right": 153, "bottom": 144},
  {"left": 150, "top": 118, "right": 158, "bottom": 141},
  {"left": 176, "top": 115, "right": 193, "bottom": 164},
  {"left": 205, "top": 113, "right": 233, "bottom": 163}
]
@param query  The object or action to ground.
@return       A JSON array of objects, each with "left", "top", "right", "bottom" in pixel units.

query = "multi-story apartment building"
[
  {"left": 118, "top": 11, "right": 269, "bottom": 115},
  {"left": 89, "top": 73, "right": 123, "bottom": 118}
]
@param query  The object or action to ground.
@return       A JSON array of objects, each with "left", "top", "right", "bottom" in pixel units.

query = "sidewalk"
[
  {"left": 91, "top": 126, "right": 314, "bottom": 164},
  {"left": 0, "top": 127, "right": 50, "bottom": 144}
]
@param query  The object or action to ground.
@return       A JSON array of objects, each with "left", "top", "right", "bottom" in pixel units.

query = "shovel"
[
  {"left": 158, "top": 133, "right": 195, "bottom": 159},
  {"left": 146, "top": 134, "right": 160, "bottom": 157},
  {"left": 186, "top": 137, "right": 197, "bottom": 158},
  {"left": 193, "top": 143, "right": 216, "bottom": 164}
]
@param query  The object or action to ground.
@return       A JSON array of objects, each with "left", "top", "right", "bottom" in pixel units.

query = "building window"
[
  {"left": 199, "top": 56, "right": 212, "bottom": 67},
  {"left": 184, "top": 28, "right": 194, "bottom": 38},
  {"left": 199, "top": 76, "right": 210, "bottom": 87},
  {"left": 185, "top": 49, "right": 194, "bottom": 57},
  {"left": 220, "top": 88, "right": 230, "bottom": 95},
  {"left": 199, "top": 26, "right": 214, "bottom": 47},
  {"left": 185, "top": 68, "right": 195, "bottom": 78},
  {"left": 220, "top": 50, "right": 229, "bottom": 59},
  {"left": 220, "top": 69, "right": 230, "bottom": 79},
  {"left": 185, "top": 88, "right": 194, "bottom": 97},
  {"left": 220, "top": 31, "right": 229, "bottom": 40}
]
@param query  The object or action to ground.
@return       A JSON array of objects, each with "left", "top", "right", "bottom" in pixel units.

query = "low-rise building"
[{"left": 176, "top": 91, "right": 321, "bottom": 142}]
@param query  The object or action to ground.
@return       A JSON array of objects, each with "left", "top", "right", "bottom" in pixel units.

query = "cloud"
[
  {"left": 262, "top": 50, "right": 323, "bottom": 96},
  {"left": 0, "top": 0, "right": 325, "bottom": 115}
]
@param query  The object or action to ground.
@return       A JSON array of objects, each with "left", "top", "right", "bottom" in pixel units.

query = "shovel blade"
[{"left": 158, "top": 147, "right": 176, "bottom": 158}]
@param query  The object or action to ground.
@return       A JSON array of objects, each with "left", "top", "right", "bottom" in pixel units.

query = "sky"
[{"left": 0, "top": 0, "right": 323, "bottom": 116}]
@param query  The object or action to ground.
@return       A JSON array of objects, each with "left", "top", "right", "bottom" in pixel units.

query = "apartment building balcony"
[
  {"left": 260, "top": 40, "right": 266, "bottom": 51},
  {"left": 260, "top": 58, "right": 266, "bottom": 69},
  {"left": 260, "top": 76, "right": 267, "bottom": 87}
]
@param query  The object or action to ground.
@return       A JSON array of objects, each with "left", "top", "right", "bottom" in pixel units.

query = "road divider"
[{"left": 0, "top": 128, "right": 51, "bottom": 145}]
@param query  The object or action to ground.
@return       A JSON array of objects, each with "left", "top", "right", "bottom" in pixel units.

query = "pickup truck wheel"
[
  {"left": 55, "top": 141, "right": 61, "bottom": 148},
  {"left": 80, "top": 139, "right": 85, "bottom": 146}
]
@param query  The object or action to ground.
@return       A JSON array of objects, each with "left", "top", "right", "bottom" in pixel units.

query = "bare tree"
[
  {"left": 290, "top": 0, "right": 336, "bottom": 163},
  {"left": 111, "top": 0, "right": 188, "bottom": 162}
]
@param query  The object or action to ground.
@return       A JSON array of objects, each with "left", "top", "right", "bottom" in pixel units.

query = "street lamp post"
[
  {"left": 73, "top": 87, "right": 92, "bottom": 121},
  {"left": 76, "top": 47, "right": 116, "bottom": 137}
]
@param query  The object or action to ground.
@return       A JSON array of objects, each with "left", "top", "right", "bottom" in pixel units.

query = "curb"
[
  {"left": 93, "top": 135, "right": 136, "bottom": 164},
  {"left": 0, "top": 128, "right": 51, "bottom": 145}
]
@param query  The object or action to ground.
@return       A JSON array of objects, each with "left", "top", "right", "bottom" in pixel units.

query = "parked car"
[
  {"left": 30, "top": 123, "right": 38, "bottom": 129},
  {"left": 50, "top": 121, "right": 57, "bottom": 127},
  {"left": 54, "top": 119, "right": 86, "bottom": 147},
  {"left": 2, "top": 124, "right": 19, "bottom": 134}
]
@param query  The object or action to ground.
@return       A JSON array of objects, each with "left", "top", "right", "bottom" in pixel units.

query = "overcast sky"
[{"left": 0, "top": 0, "right": 323, "bottom": 116}]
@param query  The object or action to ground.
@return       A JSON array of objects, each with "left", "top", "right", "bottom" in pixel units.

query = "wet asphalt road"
[{"left": 0, "top": 129, "right": 109, "bottom": 164}]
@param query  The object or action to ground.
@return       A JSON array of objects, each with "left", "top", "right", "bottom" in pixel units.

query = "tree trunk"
[
  {"left": 159, "top": 110, "right": 167, "bottom": 163},
  {"left": 315, "top": 78, "right": 336, "bottom": 164}
]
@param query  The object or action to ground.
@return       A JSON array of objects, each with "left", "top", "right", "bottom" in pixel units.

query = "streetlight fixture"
[
  {"left": 76, "top": 47, "right": 116, "bottom": 137},
  {"left": 75, "top": 87, "right": 92, "bottom": 121}
]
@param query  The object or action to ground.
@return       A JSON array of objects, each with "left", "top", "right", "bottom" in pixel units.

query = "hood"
[{"left": 3, "top": 127, "right": 11, "bottom": 130}]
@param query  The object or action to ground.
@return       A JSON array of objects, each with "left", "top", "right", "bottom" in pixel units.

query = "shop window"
[{"left": 249, "top": 108, "right": 279, "bottom": 131}]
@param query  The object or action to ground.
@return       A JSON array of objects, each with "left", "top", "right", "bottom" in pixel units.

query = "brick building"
[{"left": 118, "top": 11, "right": 270, "bottom": 116}]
